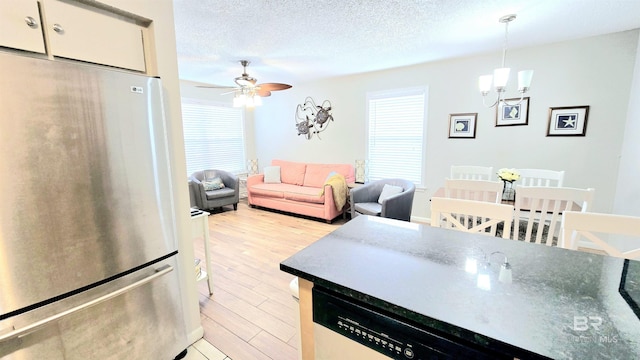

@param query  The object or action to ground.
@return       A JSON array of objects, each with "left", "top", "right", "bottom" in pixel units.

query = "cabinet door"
[
  {"left": 0, "top": 0, "right": 46, "bottom": 54},
  {"left": 43, "top": 0, "right": 146, "bottom": 72}
]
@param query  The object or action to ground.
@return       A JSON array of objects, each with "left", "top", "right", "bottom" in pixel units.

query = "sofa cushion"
[
  {"left": 354, "top": 202, "right": 382, "bottom": 216},
  {"left": 378, "top": 184, "right": 404, "bottom": 204},
  {"left": 249, "top": 183, "right": 285, "bottom": 198},
  {"left": 282, "top": 186, "right": 324, "bottom": 204},
  {"left": 303, "top": 163, "right": 354, "bottom": 187},
  {"left": 264, "top": 166, "right": 281, "bottom": 184},
  {"left": 205, "top": 187, "right": 235, "bottom": 200},
  {"left": 272, "top": 160, "right": 307, "bottom": 185}
]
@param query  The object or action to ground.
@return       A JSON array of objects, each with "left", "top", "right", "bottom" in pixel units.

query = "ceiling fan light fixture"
[
  {"left": 235, "top": 77, "right": 257, "bottom": 87},
  {"left": 233, "top": 93, "right": 245, "bottom": 107},
  {"left": 201, "top": 59, "right": 291, "bottom": 107}
]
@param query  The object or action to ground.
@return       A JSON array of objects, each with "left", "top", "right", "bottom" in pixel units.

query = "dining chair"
[
  {"left": 444, "top": 179, "right": 504, "bottom": 203},
  {"left": 430, "top": 197, "right": 514, "bottom": 239},
  {"left": 450, "top": 165, "right": 494, "bottom": 181},
  {"left": 514, "top": 186, "right": 595, "bottom": 246},
  {"left": 517, "top": 168, "right": 565, "bottom": 187},
  {"left": 560, "top": 211, "right": 640, "bottom": 259}
]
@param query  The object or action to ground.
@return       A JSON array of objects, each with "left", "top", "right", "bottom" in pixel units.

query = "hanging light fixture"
[
  {"left": 479, "top": 14, "right": 533, "bottom": 108},
  {"left": 233, "top": 88, "right": 262, "bottom": 108}
]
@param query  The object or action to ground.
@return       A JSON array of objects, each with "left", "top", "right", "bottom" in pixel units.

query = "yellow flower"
[{"left": 497, "top": 168, "right": 520, "bottom": 182}]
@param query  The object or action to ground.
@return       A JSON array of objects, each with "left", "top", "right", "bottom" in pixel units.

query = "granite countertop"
[{"left": 280, "top": 215, "right": 640, "bottom": 359}]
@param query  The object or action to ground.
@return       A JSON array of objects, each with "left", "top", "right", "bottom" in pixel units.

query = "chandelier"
[
  {"left": 295, "top": 97, "right": 333, "bottom": 140},
  {"left": 233, "top": 88, "right": 262, "bottom": 108},
  {"left": 479, "top": 14, "right": 533, "bottom": 108}
]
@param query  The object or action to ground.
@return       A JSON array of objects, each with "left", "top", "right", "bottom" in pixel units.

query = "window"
[
  {"left": 366, "top": 87, "right": 427, "bottom": 186},
  {"left": 181, "top": 98, "right": 246, "bottom": 175}
]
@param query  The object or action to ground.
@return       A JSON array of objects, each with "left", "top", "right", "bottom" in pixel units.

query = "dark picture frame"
[
  {"left": 496, "top": 97, "right": 529, "bottom": 126},
  {"left": 547, "top": 105, "right": 590, "bottom": 136},
  {"left": 448, "top": 113, "right": 477, "bottom": 139}
]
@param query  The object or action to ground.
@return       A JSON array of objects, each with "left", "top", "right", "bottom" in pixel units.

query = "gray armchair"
[
  {"left": 189, "top": 169, "right": 239, "bottom": 211},
  {"left": 350, "top": 178, "right": 415, "bottom": 221}
]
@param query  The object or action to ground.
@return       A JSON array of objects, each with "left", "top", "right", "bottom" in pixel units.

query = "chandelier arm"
[
  {"left": 482, "top": 93, "right": 501, "bottom": 108},
  {"left": 500, "top": 92, "right": 526, "bottom": 107}
]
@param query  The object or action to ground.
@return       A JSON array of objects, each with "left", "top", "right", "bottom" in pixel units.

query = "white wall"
[
  {"left": 250, "top": 30, "right": 639, "bottom": 220},
  {"left": 613, "top": 32, "right": 640, "bottom": 216}
]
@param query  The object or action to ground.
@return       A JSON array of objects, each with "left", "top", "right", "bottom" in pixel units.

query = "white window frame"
[
  {"left": 181, "top": 97, "right": 246, "bottom": 176},
  {"left": 366, "top": 86, "right": 428, "bottom": 187}
]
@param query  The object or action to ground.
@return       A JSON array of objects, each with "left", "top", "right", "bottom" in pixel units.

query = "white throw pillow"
[
  {"left": 263, "top": 166, "right": 281, "bottom": 184},
  {"left": 378, "top": 184, "right": 403, "bottom": 204}
]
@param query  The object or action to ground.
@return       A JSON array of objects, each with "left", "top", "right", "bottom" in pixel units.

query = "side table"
[
  {"left": 343, "top": 182, "right": 364, "bottom": 219},
  {"left": 190, "top": 208, "right": 213, "bottom": 295},
  {"left": 238, "top": 174, "right": 248, "bottom": 199}
]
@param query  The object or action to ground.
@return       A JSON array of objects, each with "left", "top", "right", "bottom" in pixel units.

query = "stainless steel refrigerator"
[{"left": 0, "top": 51, "right": 188, "bottom": 359}]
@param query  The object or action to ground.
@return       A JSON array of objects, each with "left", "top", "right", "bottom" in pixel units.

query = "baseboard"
[{"left": 187, "top": 326, "right": 204, "bottom": 345}]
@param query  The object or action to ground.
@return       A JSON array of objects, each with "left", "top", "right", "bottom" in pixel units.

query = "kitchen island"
[{"left": 280, "top": 215, "right": 640, "bottom": 359}]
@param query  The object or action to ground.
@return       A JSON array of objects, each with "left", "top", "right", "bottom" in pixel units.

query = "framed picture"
[
  {"left": 546, "top": 105, "right": 590, "bottom": 136},
  {"left": 448, "top": 113, "right": 477, "bottom": 139},
  {"left": 496, "top": 97, "right": 529, "bottom": 126}
]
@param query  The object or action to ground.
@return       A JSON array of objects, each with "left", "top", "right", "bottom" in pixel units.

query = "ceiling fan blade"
[
  {"left": 220, "top": 89, "right": 240, "bottom": 95},
  {"left": 196, "top": 85, "right": 236, "bottom": 89},
  {"left": 256, "top": 88, "right": 272, "bottom": 97},
  {"left": 257, "top": 83, "right": 292, "bottom": 92}
]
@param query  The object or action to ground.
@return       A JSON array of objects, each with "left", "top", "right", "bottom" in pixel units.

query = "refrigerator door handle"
[{"left": 0, "top": 265, "right": 174, "bottom": 343}]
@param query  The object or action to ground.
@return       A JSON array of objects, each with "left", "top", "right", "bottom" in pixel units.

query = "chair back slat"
[
  {"left": 450, "top": 166, "right": 493, "bottom": 181},
  {"left": 514, "top": 186, "right": 595, "bottom": 246},
  {"left": 444, "top": 179, "right": 503, "bottom": 204},
  {"left": 517, "top": 169, "right": 565, "bottom": 187}
]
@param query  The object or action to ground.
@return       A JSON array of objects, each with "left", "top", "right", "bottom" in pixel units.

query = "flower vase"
[{"left": 502, "top": 180, "right": 515, "bottom": 202}]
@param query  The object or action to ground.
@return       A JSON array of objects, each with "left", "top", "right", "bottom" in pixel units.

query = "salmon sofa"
[{"left": 247, "top": 159, "right": 355, "bottom": 223}]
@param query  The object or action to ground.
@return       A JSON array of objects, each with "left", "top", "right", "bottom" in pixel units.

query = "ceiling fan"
[{"left": 197, "top": 60, "right": 292, "bottom": 98}]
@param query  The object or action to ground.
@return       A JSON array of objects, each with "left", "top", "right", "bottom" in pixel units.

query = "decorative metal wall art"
[{"left": 295, "top": 97, "right": 333, "bottom": 140}]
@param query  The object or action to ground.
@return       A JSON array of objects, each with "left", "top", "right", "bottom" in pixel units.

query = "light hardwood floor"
[{"left": 193, "top": 199, "right": 347, "bottom": 360}]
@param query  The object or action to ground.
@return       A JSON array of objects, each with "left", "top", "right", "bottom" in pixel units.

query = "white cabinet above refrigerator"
[{"left": 0, "top": 0, "right": 148, "bottom": 72}]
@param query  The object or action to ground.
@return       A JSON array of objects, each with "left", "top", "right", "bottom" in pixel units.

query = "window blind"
[
  {"left": 181, "top": 98, "right": 246, "bottom": 176},
  {"left": 367, "top": 87, "right": 426, "bottom": 186}
]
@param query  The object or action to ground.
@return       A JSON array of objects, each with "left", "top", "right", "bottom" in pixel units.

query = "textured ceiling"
[{"left": 173, "top": 0, "right": 640, "bottom": 88}]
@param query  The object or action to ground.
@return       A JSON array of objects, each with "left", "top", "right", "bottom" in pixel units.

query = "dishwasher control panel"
[
  {"left": 312, "top": 286, "right": 507, "bottom": 360},
  {"left": 334, "top": 316, "right": 420, "bottom": 358}
]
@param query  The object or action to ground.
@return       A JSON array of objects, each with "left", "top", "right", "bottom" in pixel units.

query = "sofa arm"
[
  {"left": 246, "top": 174, "right": 264, "bottom": 205},
  {"left": 247, "top": 174, "right": 264, "bottom": 187}
]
